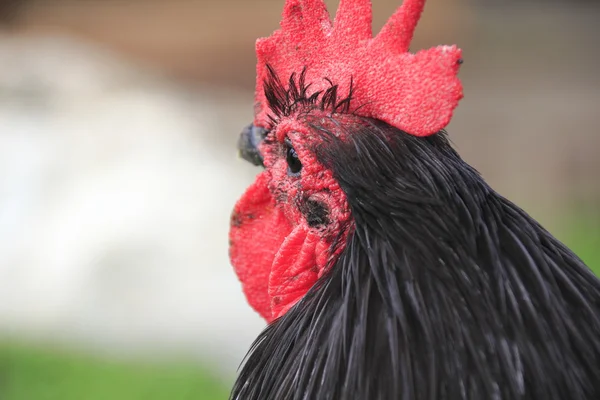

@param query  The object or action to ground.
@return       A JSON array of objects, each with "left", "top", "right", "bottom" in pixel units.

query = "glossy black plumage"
[{"left": 231, "top": 116, "right": 600, "bottom": 400}]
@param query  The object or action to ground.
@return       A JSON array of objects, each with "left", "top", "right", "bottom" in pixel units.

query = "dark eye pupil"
[{"left": 286, "top": 145, "right": 302, "bottom": 176}]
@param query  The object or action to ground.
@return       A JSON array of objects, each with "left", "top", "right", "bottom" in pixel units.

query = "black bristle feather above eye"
[
  {"left": 263, "top": 66, "right": 355, "bottom": 128},
  {"left": 230, "top": 117, "right": 600, "bottom": 400}
]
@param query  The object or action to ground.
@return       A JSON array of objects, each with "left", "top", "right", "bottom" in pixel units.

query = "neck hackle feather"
[{"left": 232, "top": 118, "right": 600, "bottom": 400}]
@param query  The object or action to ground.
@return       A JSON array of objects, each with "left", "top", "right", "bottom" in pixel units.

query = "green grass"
[
  {"left": 556, "top": 214, "right": 600, "bottom": 276},
  {"left": 0, "top": 342, "right": 230, "bottom": 400}
]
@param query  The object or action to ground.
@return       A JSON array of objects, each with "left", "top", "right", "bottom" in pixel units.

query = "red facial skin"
[{"left": 229, "top": 116, "right": 352, "bottom": 322}]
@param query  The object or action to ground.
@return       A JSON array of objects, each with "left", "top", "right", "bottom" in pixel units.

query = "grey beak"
[{"left": 238, "top": 124, "right": 266, "bottom": 167}]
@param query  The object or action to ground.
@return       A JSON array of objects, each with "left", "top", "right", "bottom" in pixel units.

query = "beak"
[{"left": 238, "top": 124, "right": 266, "bottom": 167}]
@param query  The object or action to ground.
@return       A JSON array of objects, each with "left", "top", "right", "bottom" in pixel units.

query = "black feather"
[
  {"left": 231, "top": 116, "right": 600, "bottom": 400},
  {"left": 262, "top": 65, "right": 355, "bottom": 129}
]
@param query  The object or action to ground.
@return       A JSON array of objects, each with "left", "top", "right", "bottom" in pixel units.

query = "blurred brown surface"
[
  {"left": 2, "top": 0, "right": 599, "bottom": 212},
  {"left": 7, "top": 0, "right": 472, "bottom": 87}
]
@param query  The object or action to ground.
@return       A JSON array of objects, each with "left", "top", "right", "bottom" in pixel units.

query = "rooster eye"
[{"left": 285, "top": 141, "right": 302, "bottom": 176}]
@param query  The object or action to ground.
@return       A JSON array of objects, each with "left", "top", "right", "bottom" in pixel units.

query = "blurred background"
[{"left": 0, "top": 0, "right": 598, "bottom": 398}]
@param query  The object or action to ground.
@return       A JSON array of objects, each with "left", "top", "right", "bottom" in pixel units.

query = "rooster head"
[{"left": 229, "top": 0, "right": 463, "bottom": 322}]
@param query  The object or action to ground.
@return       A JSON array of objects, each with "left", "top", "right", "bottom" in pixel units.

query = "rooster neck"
[{"left": 231, "top": 121, "right": 600, "bottom": 400}]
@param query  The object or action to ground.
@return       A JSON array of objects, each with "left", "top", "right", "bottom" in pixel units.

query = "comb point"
[
  {"left": 281, "top": 0, "right": 331, "bottom": 41},
  {"left": 333, "top": 0, "right": 373, "bottom": 42},
  {"left": 375, "top": 0, "right": 425, "bottom": 52}
]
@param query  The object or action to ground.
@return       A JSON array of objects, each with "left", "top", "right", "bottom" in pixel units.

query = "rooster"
[{"left": 228, "top": 0, "right": 600, "bottom": 399}]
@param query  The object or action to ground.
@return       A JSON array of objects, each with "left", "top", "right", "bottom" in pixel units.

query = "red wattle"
[{"left": 229, "top": 171, "right": 292, "bottom": 321}]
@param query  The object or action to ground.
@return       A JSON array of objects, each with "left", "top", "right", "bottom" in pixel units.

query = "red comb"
[{"left": 254, "top": 0, "right": 463, "bottom": 137}]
